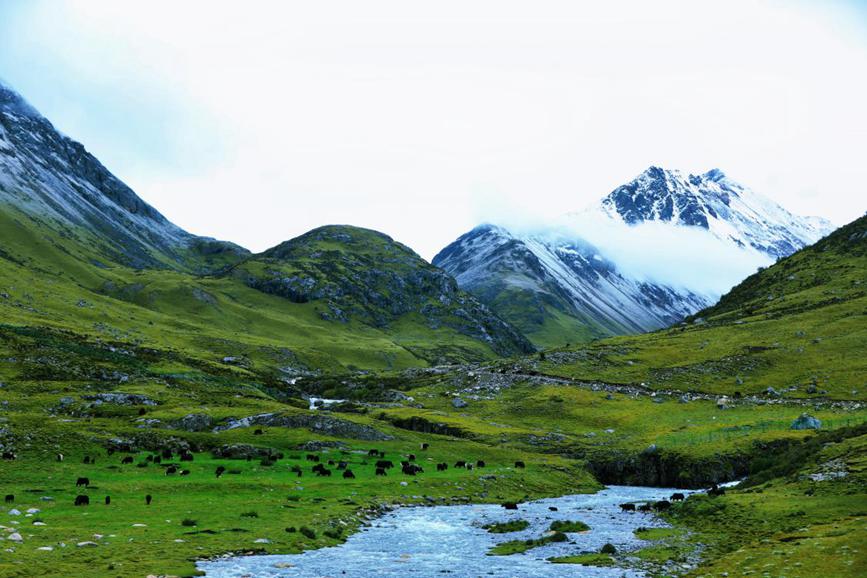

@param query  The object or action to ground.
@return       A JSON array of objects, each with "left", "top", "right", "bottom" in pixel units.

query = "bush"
[
  {"left": 285, "top": 526, "right": 296, "bottom": 533},
  {"left": 240, "top": 511, "right": 259, "bottom": 518},
  {"left": 600, "top": 543, "right": 617, "bottom": 555},
  {"left": 181, "top": 518, "right": 197, "bottom": 527},
  {"left": 299, "top": 526, "right": 316, "bottom": 540},
  {"left": 323, "top": 528, "right": 342, "bottom": 539}
]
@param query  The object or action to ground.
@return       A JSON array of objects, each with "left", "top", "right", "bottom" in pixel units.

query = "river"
[{"left": 199, "top": 485, "right": 693, "bottom": 577}]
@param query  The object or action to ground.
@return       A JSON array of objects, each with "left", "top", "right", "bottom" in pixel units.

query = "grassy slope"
[
  {"left": 537, "top": 215, "right": 867, "bottom": 400},
  {"left": 0, "top": 210, "right": 519, "bottom": 375},
  {"left": 671, "top": 428, "right": 867, "bottom": 578}
]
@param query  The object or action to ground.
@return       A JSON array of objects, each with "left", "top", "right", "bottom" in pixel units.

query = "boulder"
[
  {"left": 791, "top": 413, "right": 821, "bottom": 430},
  {"left": 451, "top": 398, "right": 468, "bottom": 409}
]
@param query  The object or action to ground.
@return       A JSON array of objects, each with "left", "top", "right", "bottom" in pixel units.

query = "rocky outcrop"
[
  {"left": 383, "top": 415, "right": 471, "bottom": 439},
  {"left": 81, "top": 392, "right": 158, "bottom": 406},
  {"left": 213, "top": 412, "right": 393, "bottom": 441},
  {"left": 172, "top": 413, "right": 214, "bottom": 432},
  {"left": 586, "top": 447, "right": 749, "bottom": 489},
  {"left": 212, "top": 444, "right": 282, "bottom": 460}
]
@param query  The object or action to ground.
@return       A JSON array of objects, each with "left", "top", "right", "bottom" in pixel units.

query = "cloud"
[
  {"left": 490, "top": 211, "right": 773, "bottom": 297},
  {"left": 0, "top": 0, "right": 865, "bottom": 261}
]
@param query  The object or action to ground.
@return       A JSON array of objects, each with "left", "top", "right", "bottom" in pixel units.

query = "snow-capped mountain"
[
  {"left": 434, "top": 167, "right": 835, "bottom": 346},
  {"left": 0, "top": 80, "right": 247, "bottom": 270},
  {"left": 590, "top": 166, "right": 833, "bottom": 259},
  {"left": 433, "top": 224, "right": 711, "bottom": 345}
]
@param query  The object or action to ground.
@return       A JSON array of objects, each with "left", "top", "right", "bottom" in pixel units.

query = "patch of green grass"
[
  {"left": 547, "top": 553, "right": 616, "bottom": 566},
  {"left": 634, "top": 526, "right": 682, "bottom": 540},
  {"left": 488, "top": 531, "right": 568, "bottom": 556},
  {"left": 549, "top": 520, "right": 590, "bottom": 533},
  {"left": 482, "top": 520, "right": 530, "bottom": 533}
]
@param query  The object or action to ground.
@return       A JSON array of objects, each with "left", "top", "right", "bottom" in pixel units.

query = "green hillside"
[{"left": 535, "top": 214, "right": 867, "bottom": 401}]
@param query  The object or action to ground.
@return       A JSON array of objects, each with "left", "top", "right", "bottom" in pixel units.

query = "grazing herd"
[
  {"left": 6, "top": 442, "right": 539, "bottom": 510},
  {"left": 618, "top": 485, "right": 725, "bottom": 514}
]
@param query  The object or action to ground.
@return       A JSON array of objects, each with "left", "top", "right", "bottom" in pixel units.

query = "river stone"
[{"left": 791, "top": 413, "right": 821, "bottom": 430}]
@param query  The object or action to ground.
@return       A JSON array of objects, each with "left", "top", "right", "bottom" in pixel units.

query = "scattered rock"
[
  {"left": 76, "top": 541, "right": 98, "bottom": 548},
  {"left": 7, "top": 533, "right": 22, "bottom": 542},
  {"left": 451, "top": 398, "right": 468, "bottom": 409}
]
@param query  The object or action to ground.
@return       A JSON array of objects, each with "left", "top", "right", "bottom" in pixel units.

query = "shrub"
[
  {"left": 181, "top": 518, "right": 197, "bottom": 527},
  {"left": 240, "top": 511, "right": 259, "bottom": 518},
  {"left": 299, "top": 526, "right": 316, "bottom": 540},
  {"left": 600, "top": 543, "right": 617, "bottom": 555}
]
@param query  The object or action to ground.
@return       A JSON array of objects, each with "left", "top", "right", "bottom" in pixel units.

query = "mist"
[{"left": 491, "top": 212, "right": 774, "bottom": 298}]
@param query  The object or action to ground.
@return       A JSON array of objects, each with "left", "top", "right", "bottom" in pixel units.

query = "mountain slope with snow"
[
  {"left": 435, "top": 167, "right": 835, "bottom": 347},
  {"left": 592, "top": 166, "right": 833, "bottom": 259},
  {"left": 0, "top": 80, "right": 248, "bottom": 272}
]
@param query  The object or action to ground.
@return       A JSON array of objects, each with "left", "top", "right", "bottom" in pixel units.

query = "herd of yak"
[
  {"left": 2, "top": 443, "right": 529, "bottom": 508},
  {"left": 3, "top": 446, "right": 724, "bottom": 512}
]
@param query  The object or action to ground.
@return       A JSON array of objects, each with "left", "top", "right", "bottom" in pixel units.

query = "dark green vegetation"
[
  {"left": 548, "top": 520, "right": 590, "bottom": 533},
  {"left": 548, "top": 552, "right": 616, "bottom": 566},
  {"left": 482, "top": 519, "right": 530, "bottom": 533},
  {"left": 488, "top": 531, "right": 568, "bottom": 556}
]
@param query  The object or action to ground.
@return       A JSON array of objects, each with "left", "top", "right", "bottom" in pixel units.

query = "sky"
[{"left": 1, "top": 0, "right": 866, "bottom": 261}]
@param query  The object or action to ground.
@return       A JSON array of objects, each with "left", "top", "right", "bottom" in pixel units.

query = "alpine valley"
[{"left": 0, "top": 80, "right": 865, "bottom": 578}]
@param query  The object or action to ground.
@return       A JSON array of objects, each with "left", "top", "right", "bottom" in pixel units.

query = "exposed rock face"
[
  {"left": 587, "top": 448, "right": 748, "bottom": 489},
  {"left": 172, "top": 414, "right": 214, "bottom": 432},
  {"left": 234, "top": 225, "right": 534, "bottom": 358},
  {"left": 0, "top": 80, "right": 248, "bottom": 271},
  {"left": 81, "top": 393, "right": 158, "bottom": 406},
  {"left": 212, "top": 444, "right": 281, "bottom": 460},
  {"left": 598, "top": 167, "right": 832, "bottom": 260},
  {"left": 213, "top": 412, "right": 393, "bottom": 441}
]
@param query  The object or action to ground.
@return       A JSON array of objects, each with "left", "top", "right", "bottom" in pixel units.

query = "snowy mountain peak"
[{"left": 595, "top": 166, "right": 834, "bottom": 259}]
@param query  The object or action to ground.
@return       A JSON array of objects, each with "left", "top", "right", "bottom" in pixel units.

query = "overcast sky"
[{"left": 1, "top": 0, "right": 865, "bottom": 259}]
